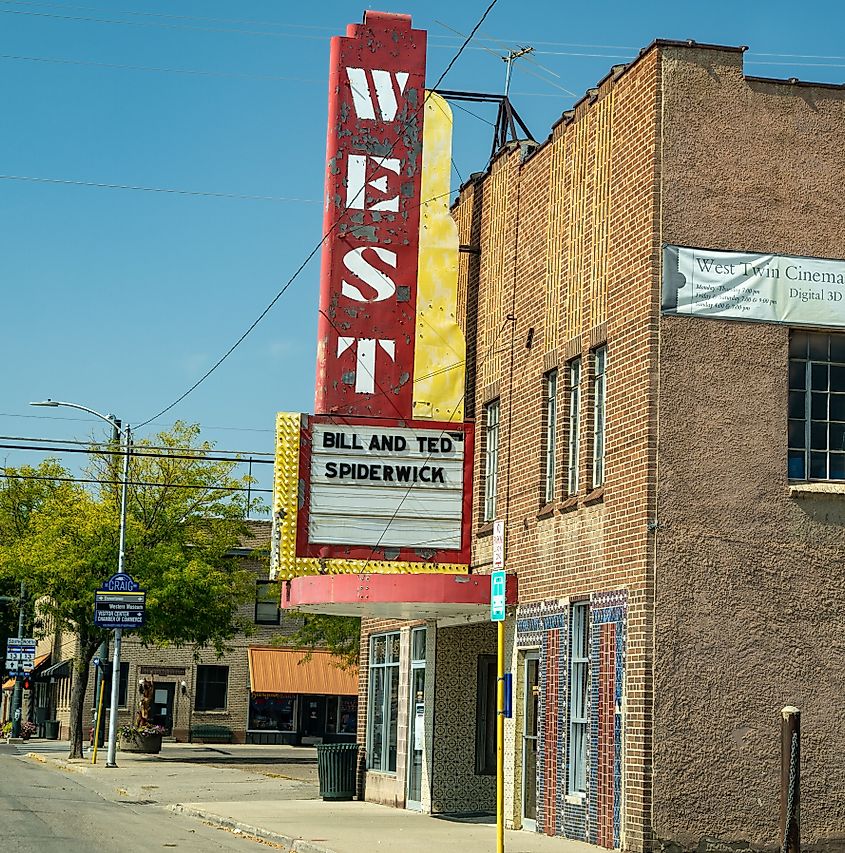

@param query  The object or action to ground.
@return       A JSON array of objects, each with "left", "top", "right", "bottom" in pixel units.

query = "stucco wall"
[{"left": 654, "top": 46, "right": 845, "bottom": 851}]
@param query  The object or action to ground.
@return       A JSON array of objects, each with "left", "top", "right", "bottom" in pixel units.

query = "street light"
[{"left": 30, "top": 399, "right": 130, "bottom": 768}]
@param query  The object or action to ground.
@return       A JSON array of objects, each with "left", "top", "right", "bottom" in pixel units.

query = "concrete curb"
[
  {"left": 168, "top": 803, "right": 338, "bottom": 853},
  {"left": 25, "top": 752, "right": 87, "bottom": 774}
]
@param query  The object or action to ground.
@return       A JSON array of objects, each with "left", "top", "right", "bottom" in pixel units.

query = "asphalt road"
[{"left": 0, "top": 746, "right": 267, "bottom": 852}]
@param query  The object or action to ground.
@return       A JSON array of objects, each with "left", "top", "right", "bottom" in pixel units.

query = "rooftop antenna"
[{"left": 503, "top": 46, "right": 534, "bottom": 98}]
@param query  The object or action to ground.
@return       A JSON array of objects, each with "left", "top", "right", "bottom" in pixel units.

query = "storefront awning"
[
  {"left": 40, "top": 658, "right": 72, "bottom": 679},
  {"left": 2, "top": 653, "right": 51, "bottom": 689},
  {"left": 281, "top": 572, "right": 518, "bottom": 619},
  {"left": 247, "top": 647, "right": 358, "bottom": 696}
]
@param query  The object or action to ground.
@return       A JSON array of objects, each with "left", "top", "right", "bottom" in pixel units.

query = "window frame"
[
  {"left": 367, "top": 631, "right": 400, "bottom": 773},
  {"left": 543, "top": 369, "right": 559, "bottom": 504},
  {"left": 788, "top": 331, "right": 845, "bottom": 481},
  {"left": 567, "top": 358, "right": 582, "bottom": 496},
  {"left": 591, "top": 346, "right": 607, "bottom": 489},
  {"left": 195, "top": 664, "right": 229, "bottom": 712},
  {"left": 483, "top": 398, "right": 501, "bottom": 522},
  {"left": 255, "top": 579, "right": 281, "bottom": 626},
  {"left": 567, "top": 601, "right": 590, "bottom": 797}
]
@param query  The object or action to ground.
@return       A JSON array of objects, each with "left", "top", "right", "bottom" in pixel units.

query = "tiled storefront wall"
[
  {"left": 516, "top": 593, "right": 627, "bottom": 849},
  {"left": 430, "top": 621, "right": 496, "bottom": 814}
]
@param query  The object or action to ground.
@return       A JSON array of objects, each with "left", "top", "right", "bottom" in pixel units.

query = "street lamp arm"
[{"left": 30, "top": 400, "right": 120, "bottom": 431}]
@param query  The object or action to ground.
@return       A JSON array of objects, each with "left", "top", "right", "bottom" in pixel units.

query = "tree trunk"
[{"left": 67, "top": 640, "right": 97, "bottom": 759}]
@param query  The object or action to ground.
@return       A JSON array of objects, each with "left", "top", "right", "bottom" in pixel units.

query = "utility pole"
[{"left": 10, "top": 582, "right": 26, "bottom": 738}]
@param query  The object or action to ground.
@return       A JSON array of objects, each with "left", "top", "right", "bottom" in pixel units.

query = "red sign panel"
[{"left": 315, "top": 12, "right": 427, "bottom": 420}]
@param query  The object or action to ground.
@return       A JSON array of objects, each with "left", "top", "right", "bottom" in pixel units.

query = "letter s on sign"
[{"left": 341, "top": 247, "right": 398, "bottom": 303}]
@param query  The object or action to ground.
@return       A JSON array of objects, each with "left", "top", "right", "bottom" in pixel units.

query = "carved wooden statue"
[{"left": 137, "top": 678, "right": 154, "bottom": 727}]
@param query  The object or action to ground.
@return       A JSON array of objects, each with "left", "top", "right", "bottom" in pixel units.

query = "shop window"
[
  {"left": 475, "top": 655, "right": 496, "bottom": 775},
  {"left": 326, "top": 695, "right": 358, "bottom": 735},
  {"left": 542, "top": 369, "right": 558, "bottom": 503},
  {"left": 483, "top": 399, "right": 500, "bottom": 522},
  {"left": 592, "top": 347, "right": 607, "bottom": 488},
  {"left": 568, "top": 602, "right": 590, "bottom": 796},
  {"left": 195, "top": 665, "right": 228, "bottom": 712},
  {"left": 788, "top": 331, "right": 845, "bottom": 480},
  {"left": 367, "top": 632, "right": 400, "bottom": 772},
  {"left": 567, "top": 358, "right": 582, "bottom": 495},
  {"left": 255, "top": 580, "right": 281, "bottom": 625},
  {"left": 249, "top": 694, "right": 296, "bottom": 732}
]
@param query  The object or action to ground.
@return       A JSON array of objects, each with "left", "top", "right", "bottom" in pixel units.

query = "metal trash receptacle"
[
  {"left": 315, "top": 742, "right": 359, "bottom": 801},
  {"left": 45, "top": 720, "right": 59, "bottom": 739}
]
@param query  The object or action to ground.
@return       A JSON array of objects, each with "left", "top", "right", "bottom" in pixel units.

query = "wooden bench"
[{"left": 190, "top": 724, "right": 233, "bottom": 743}]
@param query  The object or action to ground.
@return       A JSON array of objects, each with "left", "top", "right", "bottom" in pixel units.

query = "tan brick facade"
[{"left": 355, "top": 40, "right": 845, "bottom": 853}]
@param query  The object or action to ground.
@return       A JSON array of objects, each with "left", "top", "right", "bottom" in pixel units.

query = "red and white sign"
[
  {"left": 315, "top": 12, "right": 427, "bottom": 420},
  {"left": 492, "top": 519, "right": 505, "bottom": 570}
]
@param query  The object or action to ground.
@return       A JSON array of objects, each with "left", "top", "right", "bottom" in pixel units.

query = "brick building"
[
  {"left": 26, "top": 521, "right": 357, "bottom": 744},
  {"left": 350, "top": 40, "right": 845, "bottom": 852}
]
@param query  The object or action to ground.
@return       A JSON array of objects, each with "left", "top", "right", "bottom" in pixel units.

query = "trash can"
[
  {"left": 315, "top": 742, "right": 359, "bottom": 801},
  {"left": 45, "top": 720, "right": 59, "bottom": 740}
]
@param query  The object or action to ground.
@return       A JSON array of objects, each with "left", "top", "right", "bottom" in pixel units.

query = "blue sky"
[{"left": 2, "top": 0, "right": 843, "bottom": 504}]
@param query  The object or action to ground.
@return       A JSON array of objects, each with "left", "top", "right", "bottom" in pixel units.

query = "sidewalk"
[
  {"left": 20, "top": 742, "right": 604, "bottom": 853},
  {"left": 171, "top": 799, "right": 603, "bottom": 853}
]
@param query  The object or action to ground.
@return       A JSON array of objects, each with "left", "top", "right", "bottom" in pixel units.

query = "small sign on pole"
[
  {"left": 94, "top": 572, "right": 146, "bottom": 630},
  {"left": 5, "top": 637, "right": 36, "bottom": 674},
  {"left": 490, "top": 570, "right": 506, "bottom": 622},
  {"left": 492, "top": 519, "right": 505, "bottom": 570}
]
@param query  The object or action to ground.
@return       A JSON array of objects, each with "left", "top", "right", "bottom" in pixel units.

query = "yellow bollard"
[{"left": 91, "top": 679, "right": 105, "bottom": 764}]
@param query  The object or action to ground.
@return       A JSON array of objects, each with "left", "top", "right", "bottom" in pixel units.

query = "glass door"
[
  {"left": 406, "top": 628, "right": 426, "bottom": 810},
  {"left": 522, "top": 652, "right": 540, "bottom": 831}
]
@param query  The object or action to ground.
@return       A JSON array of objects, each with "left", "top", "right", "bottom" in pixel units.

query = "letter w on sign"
[{"left": 346, "top": 68, "right": 410, "bottom": 121}]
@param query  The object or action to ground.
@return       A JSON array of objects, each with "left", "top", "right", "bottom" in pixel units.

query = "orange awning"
[
  {"left": 3, "top": 652, "right": 50, "bottom": 689},
  {"left": 247, "top": 647, "right": 357, "bottom": 696}
]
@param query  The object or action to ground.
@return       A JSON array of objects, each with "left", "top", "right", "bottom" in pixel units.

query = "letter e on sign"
[{"left": 493, "top": 519, "right": 505, "bottom": 570}]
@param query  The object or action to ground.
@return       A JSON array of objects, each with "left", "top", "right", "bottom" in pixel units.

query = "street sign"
[
  {"left": 6, "top": 637, "right": 36, "bottom": 673},
  {"left": 490, "top": 569, "right": 506, "bottom": 622},
  {"left": 94, "top": 572, "right": 146, "bottom": 630},
  {"left": 492, "top": 519, "right": 505, "bottom": 570}
]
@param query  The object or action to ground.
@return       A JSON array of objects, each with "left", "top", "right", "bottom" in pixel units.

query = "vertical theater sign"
[{"left": 272, "top": 11, "right": 474, "bottom": 586}]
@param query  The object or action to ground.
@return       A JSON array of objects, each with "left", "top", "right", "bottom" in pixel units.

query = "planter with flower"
[
  {"left": 119, "top": 722, "right": 165, "bottom": 753},
  {"left": 20, "top": 721, "right": 37, "bottom": 740},
  {"left": 119, "top": 677, "right": 164, "bottom": 753}
]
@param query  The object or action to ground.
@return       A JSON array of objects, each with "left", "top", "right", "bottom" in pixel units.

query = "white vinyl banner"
[
  {"left": 309, "top": 423, "right": 465, "bottom": 550},
  {"left": 662, "top": 245, "right": 845, "bottom": 327}
]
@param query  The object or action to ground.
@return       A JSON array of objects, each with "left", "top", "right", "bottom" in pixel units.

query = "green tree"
[
  {"left": 286, "top": 614, "right": 361, "bottom": 670},
  {"left": 0, "top": 423, "right": 261, "bottom": 758}
]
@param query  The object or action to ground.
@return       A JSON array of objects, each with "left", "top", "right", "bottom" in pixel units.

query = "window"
[
  {"left": 788, "top": 331, "right": 845, "bottom": 480},
  {"left": 592, "top": 347, "right": 607, "bottom": 488},
  {"left": 568, "top": 602, "right": 589, "bottom": 796},
  {"left": 567, "top": 359, "right": 582, "bottom": 495},
  {"left": 475, "top": 655, "right": 497, "bottom": 775},
  {"left": 195, "top": 665, "right": 229, "bottom": 711},
  {"left": 255, "top": 580, "right": 281, "bottom": 625},
  {"left": 118, "top": 662, "right": 129, "bottom": 707},
  {"left": 543, "top": 370, "right": 558, "bottom": 503},
  {"left": 367, "top": 632, "right": 400, "bottom": 772},
  {"left": 249, "top": 694, "right": 296, "bottom": 732},
  {"left": 483, "top": 399, "right": 500, "bottom": 521}
]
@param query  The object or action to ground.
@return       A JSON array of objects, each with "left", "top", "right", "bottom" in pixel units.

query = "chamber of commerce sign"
[{"left": 663, "top": 244, "right": 845, "bottom": 326}]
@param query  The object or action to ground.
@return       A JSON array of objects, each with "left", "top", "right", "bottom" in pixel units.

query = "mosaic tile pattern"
[
  {"left": 515, "top": 592, "right": 627, "bottom": 849},
  {"left": 589, "top": 592, "right": 627, "bottom": 849}
]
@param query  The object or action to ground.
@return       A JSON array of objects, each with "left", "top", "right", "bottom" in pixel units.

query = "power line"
[
  {"left": 0, "top": 52, "right": 324, "bottom": 83},
  {"left": 0, "top": 435, "right": 274, "bottom": 456},
  {"left": 0, "top": 174, "right": 319, "bottom": 204},
  {"left": 0, "top": 412, "right": 273, "bottom": 434},
  {"left": 0, "top": 471, "right": 271, "bottom": 493},
  {"left": 0, "top": 442, "right": 274, "bottom": 464},
  {"left": 136, "top": 0, "right": 499, "bottom": 429}
]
